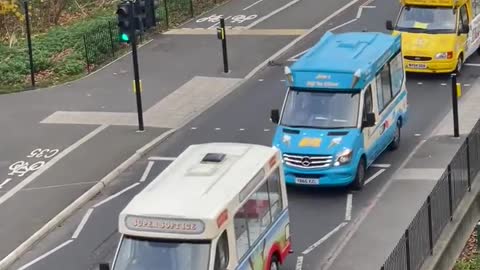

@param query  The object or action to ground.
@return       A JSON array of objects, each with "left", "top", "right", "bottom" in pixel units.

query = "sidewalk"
[{"left": 322, "top": 80, "right": 480, "bottom": 270}]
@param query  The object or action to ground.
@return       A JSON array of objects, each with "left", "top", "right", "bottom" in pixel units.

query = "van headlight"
[
  {"left": 435, "top": 52, "right": 453, "bottom": 60},
  {"left": 334, "top": 149, "right": 353, "bottom": 166}
]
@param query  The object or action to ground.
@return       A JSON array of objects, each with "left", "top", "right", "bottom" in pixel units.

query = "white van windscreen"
[{"left": 112, "top": 236, "right": 210, "bottom": 270}]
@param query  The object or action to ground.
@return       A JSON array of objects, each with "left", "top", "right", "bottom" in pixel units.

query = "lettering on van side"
[{"left": 125, "top": 215, "right": 205, "bottom": 234}]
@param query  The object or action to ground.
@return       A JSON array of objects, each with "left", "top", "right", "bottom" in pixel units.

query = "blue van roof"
[{"left": 289, "top": 31, "right": 401, "bottom": 91}]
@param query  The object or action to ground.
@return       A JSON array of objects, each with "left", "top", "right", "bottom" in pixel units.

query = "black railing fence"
[
  {"left": 83, "top": 0, "right": 221, "bottom": 72},
  {"left": 381, "top": 120, "right": 480, "bottom": 270}
]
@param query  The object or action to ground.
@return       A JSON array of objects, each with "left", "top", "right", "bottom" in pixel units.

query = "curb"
[{"left": 0, "top": 128, "right": 176, "bottom": 270}]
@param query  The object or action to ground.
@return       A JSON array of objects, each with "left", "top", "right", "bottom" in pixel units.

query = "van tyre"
[
  {"left": 389, "top": 121, "right": 401, "bottom": 150},
  {"left": 351, "top": 158, "right": 366, "bottom": 190},
  {"left": 270, "top": 255, "right": 279, "bottom": 270},
  {"left": 455, "top": 55, "right": 463, "bottom": 74}
]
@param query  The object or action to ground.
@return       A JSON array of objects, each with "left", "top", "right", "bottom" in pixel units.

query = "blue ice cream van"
[{"left": 270, "top": 31, "right": 408, "bottom": 190}]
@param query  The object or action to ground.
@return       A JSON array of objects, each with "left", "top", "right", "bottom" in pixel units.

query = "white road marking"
[
  {"left": 417, "top": 82, "right": 423, "bottom": 85},
  {"left": 245, "top": 0, "right": 301, "bottom": 29},
  {"left": 21, "top": 181, "right": 98, "bottom": 191},
  {"left": 243, "top": 0, "right": 263, "bottom": 10},
  {"left": 0, "top": 178, "right": 12, "bottom": 189},
  {"left": 328, "top": 18, "right": 357, "bottom": 32},
  {"left": 280, "top": 79, "right": 286, "bottom": 82},
  {"left": 323, "top": 140, "right": 427, "bottom": 270},
  {"left": 302, "top": 222, "right": 348, "bottom": 255},
  {"left": 441, "top": 83, "right": 447, "bottom": 86},
  {"left": 364, "top": 168, "right": 386, "bottom": 185},
  {"left": 215, "top": 127, "right": 221, "bottom": 130},
  {"left": 191, "top": 127, "right": 198, "bottom": 130},
  {"left": 244, "top": 0, "right": 361, "bottom": 79},
  {"left": 415, "top": 133, "right": 421, "bottom": 137},
  {"left": 465, "top": 63, "right": 480, "bottom": 67},
  {"left": 72, "top": 208, "right": 94, "bottom": 239},
  {"left": 345, "top": 194, "right": 352, "bottom": 221},
  {"left": 93, "top": 182, "right": 140, "bottom": 208},
  {"left": 239, "top": 128, "right": 245, "bottom": 131},
  {"left": 264, "top": 129, "right": 270, "bottom": 132},
  {"left": 296, "top": 256, "right": 304, "bottom": 270},
  {"left": 208, "top": 15, "right": 232, "bottom": 29},
  {"left": 288, "top": 48, "right": 310, "bottom": 61},
  {"left": 148, "top": 156, "right": 176, "bottom": 161},
  {"left": 17, "top": 240, "right": 73, "bottom": 270},
  {"left": 139, "top": 161, "right": 155, "bottom": 182},
  {"left": 464, "top": 84, "right": 471, "bottom": 87},
  {"left": 258, "top": 79, "right": 264, "bottom": 82},
  {"left": 0, "top": 125, "right": 108, "bottom": 207},
  {"left": 370, "top": 163, "right": 391, "bottom": 168}
]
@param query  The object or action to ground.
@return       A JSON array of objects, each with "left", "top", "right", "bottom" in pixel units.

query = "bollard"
[
  {"left": 217, "top": 18, "right": 229, "bottom": 73},
  {"left": 451, "top": 73, "right": 460, "bottom": 137}
]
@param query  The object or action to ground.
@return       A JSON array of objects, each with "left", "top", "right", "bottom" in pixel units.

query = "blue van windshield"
[{"left": 280, "top": 89, "right": 360, "bottom": 129}]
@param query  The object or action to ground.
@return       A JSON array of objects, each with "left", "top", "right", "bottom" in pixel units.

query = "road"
[{"left": 8, "top": 0, "right": 480, "bottom": 269}]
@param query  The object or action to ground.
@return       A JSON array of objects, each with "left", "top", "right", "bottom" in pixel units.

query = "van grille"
[
  {"left": 404, "top": 55, "right": 432, "bottom": 61},
  {"left": 282, "top": 153, "right": 332, "bottom": 169}
]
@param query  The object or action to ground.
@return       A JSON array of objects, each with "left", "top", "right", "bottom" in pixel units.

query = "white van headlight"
[{"left": 334, "top": 149, "right": 353, "bottom": 166}]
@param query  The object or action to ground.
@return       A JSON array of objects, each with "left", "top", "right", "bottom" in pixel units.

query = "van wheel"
[
  {"left": 455, "top": 55, "right": 463, "bottom": 73},
  {"left": 389, "top": 121, "right": 401, "bottom": 150},
  {"left": 269, "top": 255, "right": 279, "bottom": 270},
  {"left": 351, "top": 158, "right": 366, "bottom": 190}
]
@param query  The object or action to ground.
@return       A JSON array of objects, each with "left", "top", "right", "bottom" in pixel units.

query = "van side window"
[
  {"left": 460, "top": 5, "right": 469, "bottom": 30},
  {"left": 267, "top": 168, "right": 283, "bottom": 220},
  {"left": 389, "top": 53, "right": 404, "bottom": 97},
  {"left": 376, "top": 75, "right": 384, "bottom": 111},
  {"left": 214, "top": 231, "right": 229, "bottom": 270},
  {"left": 380, "top": 65, "right": 392, "bottom": 106},
  {"left": 364, "top": 85, "right": 373, "bottom": 116}
]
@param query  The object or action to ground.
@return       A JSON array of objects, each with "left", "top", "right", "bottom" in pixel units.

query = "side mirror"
[
  {"left": 99, "top": 263, "right": 110, "bottom": 270},
  {"left": 362, "top": 112, "right": 376, "bottom": 128},
  {"left": 386, "top": 20, "right": 394, "bottom": 31},
  {"left": 270, "top": 109, "right": 280, "bottom": 124}
]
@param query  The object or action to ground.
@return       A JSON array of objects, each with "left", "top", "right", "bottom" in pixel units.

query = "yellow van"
[{"left": 386, "top": 0, "right": 480, "bottom": 73}]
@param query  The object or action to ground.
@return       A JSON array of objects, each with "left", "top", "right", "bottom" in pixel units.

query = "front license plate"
[
  {"left": 295, "top": 178, "right": 319, "bottom": 185},
  {"left": 407, "top": 63, "right": 427, "bottom": 69}
]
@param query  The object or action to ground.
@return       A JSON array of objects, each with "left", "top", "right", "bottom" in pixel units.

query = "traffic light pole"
[
  {"left": 128, "top": 0, "right": 145, "bottom": 131},
  {"left": 24, "top": 0, "right": 35, "bottom": 88}
]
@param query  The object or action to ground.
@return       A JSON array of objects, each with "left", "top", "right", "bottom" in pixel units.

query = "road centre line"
[
  {"left": 0, "top": 125, "right": 108, "bottom": 207},
  {"left": 243, "top": 0, "right": 263, "bottom": 10},
  {"left": 345, "top": 194, "right": 353, "bottom": 221},
  {"left": 296, "top": 256, "right": 304, "bottom": 270},
  {"left": 245, "top": 0, "right": 301, "bottom": 29},
  {"left": 18, "top": 240, "right": 73, "bottom": 270},
  {"left": 139, "top": 161, "right": 155, "bottom": 182},
  {"left": 302, "top": 222, "right": 348, "bottom": 255},
  {"left": 328, "top": 18, "right": 357, "bottom": 32},
  {"left": 93, "top": 182, "right": 140, "bottom": 208},
  {"left": 371, "top": 163, "right": 391, "bottom": 168},
  {"left": 364, "top": 169, "right": 386, "bottom": 185},
  {"left": 72, "top": 208, "right": 94, "bottom": 239}
]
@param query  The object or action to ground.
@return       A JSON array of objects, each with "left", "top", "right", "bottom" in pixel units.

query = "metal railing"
[{"left": 381, "top": 120, "right": 480, "bottom": 270}]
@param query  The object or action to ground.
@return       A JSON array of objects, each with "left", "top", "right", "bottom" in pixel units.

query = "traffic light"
[
  {"left": 145, "top": 0, "right": 159, "bottom": 28},
  {"left": 134, "top": 0, "right": 146, "bottom": 31},
  {"left": 116, "top": 2, "right": 131, "bottom": 43}
]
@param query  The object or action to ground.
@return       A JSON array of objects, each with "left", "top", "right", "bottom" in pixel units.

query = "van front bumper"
[
  {"left": 404, "top": 59, "right": 456, "bottom": 73},
  {"left": 283, "top": 163, "right": 356, "bottom": 187}
]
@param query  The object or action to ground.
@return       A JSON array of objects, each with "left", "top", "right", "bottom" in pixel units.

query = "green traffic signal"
[{"left": 120, "top": 33, "right": 130, "bottom": 42}]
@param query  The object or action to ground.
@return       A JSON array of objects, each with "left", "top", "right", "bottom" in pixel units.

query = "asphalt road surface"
[{"left": 9, "top": 0, "right": 480, "bottom": 269}]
